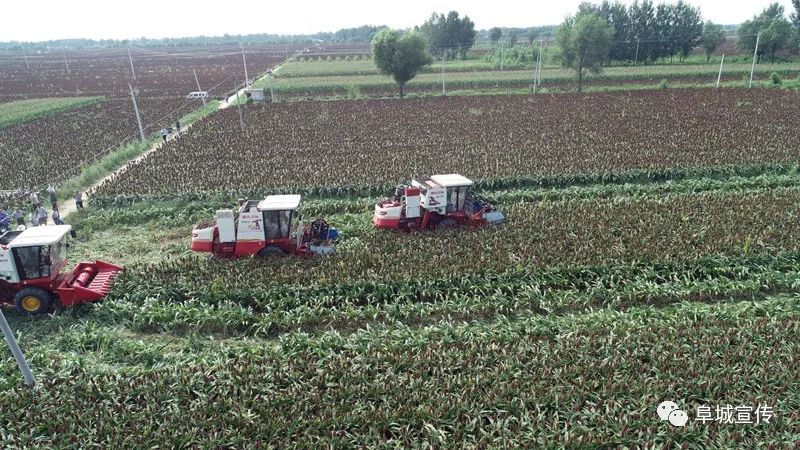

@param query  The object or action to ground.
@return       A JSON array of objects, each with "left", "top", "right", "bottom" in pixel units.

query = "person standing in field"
[
  {"left": 12, "top": 208, "right": 24, "bottom": 226},
  {"left": 29, "top": 207, "right": 39, "bottom": 227},
  {"left": 36, "top": 204, "right": 47, "bottom": 226},
  {"left": 52, "top": 205, "right": 63, "bottom": 225},
  {"left": 47, "top": 185, "right": 57, "bottom": 207},
  {"left": 29, "top": 190, "right": 39, "bottom": 208},
  {"left": 74, "top": 190, "right": 84, "bottom": 209},
  {"left": 161, "top": 128, "right": 169, "bottom": 143},
  {"left": 175, "top": 119, "right": 180, "bottom": 135}
]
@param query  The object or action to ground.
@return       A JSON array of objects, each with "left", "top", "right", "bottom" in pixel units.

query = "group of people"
[
  {"left": 0, "top": 186, "right": 85, "bottom": 232},
  {"left": 161, "top": 120, "right": 182, "bottom": 143}
]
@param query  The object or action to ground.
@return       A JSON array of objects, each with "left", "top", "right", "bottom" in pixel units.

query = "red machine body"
[
  {"left": 373, "top": 174, "right": 505, "bottom": 231},
  {"left": 191, "top": 195, "right": 338, "bottom": 258}
]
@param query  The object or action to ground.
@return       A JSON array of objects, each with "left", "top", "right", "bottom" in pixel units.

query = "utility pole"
[
  {"left": 716, "top": 54, "right": 725, "bottom": 88},
  {"left": 127, "top": 45, "right": 136, "bottom": 80},
  {"left": 537, "top": 39, "right": 544, "bottom": 88},
  {"left": 22, "top": 44, "right": 30, "bottom": 70},
  {"left": 240, "top": 44, "right": 249, "bottom": 86},
  {"left": 128, "top": 84, "right": 146, "bottom": 142},
  {"left": 268, "top": 73, "right": 275, "bottom": 103},
  {"left": 441, "top": 53, "right": 446, "bottom": 95},
  {"left": 193, "top": 68, "right": 206, "bottom": 106},
  {"left": 235, "top": 84, "right": 245, "bottom": 131},
  {"left": 62, "top": 48, "right": 70, "bottom": 75},
  {"left": 634, "top": 39, "right": 640, "bottom": 65},
  {"left": 0, "top": 309, "right": 35, "bottom": 387},
  {"left": 749, "top": 32, "right": 760, "bottom": 88},
  {"left": 533, "top": 39, "right": 543, "bottom": 93}
]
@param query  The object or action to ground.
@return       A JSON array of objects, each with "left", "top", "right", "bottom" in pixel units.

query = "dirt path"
[
  {"left": 60, "top": 49, "right": 305, "bottom": 220},
  {"left": 59, "top": 129, "right": 187, "bottom": 218}
]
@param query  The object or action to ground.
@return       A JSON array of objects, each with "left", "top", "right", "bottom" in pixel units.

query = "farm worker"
[
  {"left": 47, "top": 185, "right": 57, "bottom": 206},
  {"left": 74, "top": 190, "right": 84, "bottom": 209},
  {"left": 0, "top": 208, "right": 9, "bottom": 231},
  {"left": 36, "top": 204, "right": 48, "bottom": 226},
  {"left": 161, "top": 128, "right": 169, "bottom": 143},
  {"left": 29, "top": 190, "right": 40, "bottom": 207},
  {"left": 175, "top": 119, "right": 181, "bottom": 134},
  {"left": 52, "top": 205, "right": 63, "bottom": 225},
  {"left": 29, "top": 208, "right": 39, "bottom": 227},
  {"left": 12, "top": 208, "right": 25, "bottom": 226}
]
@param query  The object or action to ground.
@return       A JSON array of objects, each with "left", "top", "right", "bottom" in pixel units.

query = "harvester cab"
[
  {"left": 0, "top": 225, "right": 122, "bottom": 315},
  {"left": 191, "top": 194, "right": 339, "bottom": 258},
  {"left": 373, "top": 174, "right": 505, "bottom": 231}
]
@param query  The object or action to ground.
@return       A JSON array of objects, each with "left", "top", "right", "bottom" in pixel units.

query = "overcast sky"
[{"left": 2, "top": 0, "right": 796, "bottom": 42}]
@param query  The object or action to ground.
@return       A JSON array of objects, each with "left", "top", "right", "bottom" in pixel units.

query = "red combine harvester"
[
  {"left": 0, "top": 225, "right": 122, "bottom": 315},
  {"left": 373, "top": 174, "right": 505, "bottom": 231},
  {"left": 191, "top": 194, "right": 338, "bottom": 257}
]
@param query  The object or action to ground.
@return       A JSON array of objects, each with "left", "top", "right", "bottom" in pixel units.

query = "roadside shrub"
[
  {"left": 657, "top": 79, "right": 669, "bottom": 90},
  {"left": 770, "top": 72, "right": 782, "bottom": 86}
]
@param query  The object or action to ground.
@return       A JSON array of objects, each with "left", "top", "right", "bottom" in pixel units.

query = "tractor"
[
  {"left": 0, "top": 225, "right": 122, "bottom": 315},
  {"left": 373, "top": 174, "right": 504, "bottom": 231},
  {"left": 191, "top": 194, "right": 338, "bottom": 257}
]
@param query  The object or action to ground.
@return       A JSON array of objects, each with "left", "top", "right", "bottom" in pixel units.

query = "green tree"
[
  {"left": 598, "top": 1, "right": 633, "bottom": 61},
  {"left": 791, "top": 0, "right": 800, "bottom": 54},
  {"left": 555, "top": 12, "right": 613, "bottom": 92},
  {"left": 628, "top": 0, "right": 657, "bottom": 63},
  {"left": 371, "top": 29, "right": 432, "bottom": 98},
  {"left": 419, "top": 11, "right": 476, "bottom": 59},
  {"left": 489, "top": 27, "right": 503, "bottom": 45},
  {"left": 701, "top": 21, "right": 725, "bottom": 62},
  {"left": 738, "top": 3, "right": 792, "bottom": 64},
  {"left": 527, "top": 29, "right": 539, "bottom": 45},
  {"left": 671, "top": 1, "right": 703, "bottom": 62}
]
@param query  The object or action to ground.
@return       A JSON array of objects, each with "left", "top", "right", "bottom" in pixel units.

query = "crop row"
[
  {"left": 93, "top": 89, "right": 800, "bottom": 196},
  {"left": 276, "top": 58, "right": 800, "bottom": 79},
  {"left": 266, "top": 63, "right": 800, "bottom": 94},
  {"left": 1, "top": 295, "right": 797, "bottom": 447},
  {"left": 87, "top": 162, "right": 800, "bottom": 211},
  {"left": 105, "top": 249, "right": 800, "bottom": 338},
  {"left": 107, "top": 187, "right": 800, "bottom": 296}
]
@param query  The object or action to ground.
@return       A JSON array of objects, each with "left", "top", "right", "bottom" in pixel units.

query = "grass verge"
[{"left": 0, "top": 96, "right": 105, "bottom": 129}]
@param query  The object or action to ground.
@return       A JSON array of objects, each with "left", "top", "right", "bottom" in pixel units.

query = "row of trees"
[
  {"left": 737, "top": 3, "right": 797, "bottom": 63},
  {"left": 577, "top": 1, "right": 703, "bottom": 63},
  {"left": 555, "top": 2, "right": 800, "bottom": 92},
  {"left": 0, "top": 26, "right": 386, "bottom": 50},
  {"left": 487, "top": 27, "right": 559, "bottom": 47},
  {"left": 417, "top": 12, "right": 476, "bottom": 59},
  {"left": 371, "top": 3, "right": 800, "bottom": 97}
]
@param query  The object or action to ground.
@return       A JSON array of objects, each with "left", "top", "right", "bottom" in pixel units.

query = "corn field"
[
  {"left": 93, "top": 89, "right": 800, "bottom": 197},
  {"left": 3, "top": 79, "right": 800, "bottom": 446}
]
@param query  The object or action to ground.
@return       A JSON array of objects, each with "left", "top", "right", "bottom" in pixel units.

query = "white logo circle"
[
  {"left": 668, "top": 409, "right": 689, "bottom": 427},
  {"left": 657, "top": 401, "right": 679, "bottom": 421}
]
